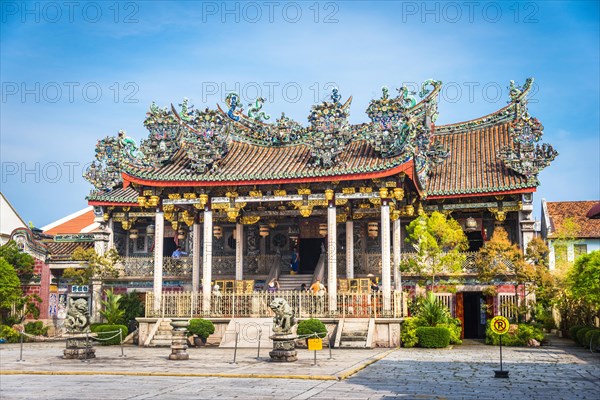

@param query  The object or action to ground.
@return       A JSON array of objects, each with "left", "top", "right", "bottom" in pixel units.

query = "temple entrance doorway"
[
  {"left": 298, "top": 238, "right": 323, "bottom": 274},
  {"left": 462, "top": 292, "right": 486, "bottom": 339}
]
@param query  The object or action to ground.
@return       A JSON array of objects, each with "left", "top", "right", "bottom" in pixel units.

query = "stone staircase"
[
  {"left": 148, "top": 318, "right": 173, "bottom": 347},
  {"left": 277, "top": 274, "right": 314, "bottom": 291},
  {"left": 337, "top": 318, "right": 373, "bottom": 348}
]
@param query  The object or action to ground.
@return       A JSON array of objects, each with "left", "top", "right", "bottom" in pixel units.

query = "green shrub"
[
  {"left": 416, "top": 326, "right": 450, "bottom": 348},
  {"left": 297, "top": 318, "right": 327, "bottom": 339},
  {"left": 401, "top": 317, "right": 421, "bottom": 348},
  {"left": 0, "top": 324, "right": 21, "bottom": 343},
  {"left": 118, "top": 292, "right": 145, "bottom": 327},
  {"left": 584, "top": 329, "right": 600, "bottom": 349},
  {"left": 437, "top": 318, "right": 462, "bottom": 345},
  {"left": 486, "top": 322, "right": 545, "bottom": 346},
  {"left": 90, "top": 324, "right": 128, "bottom": 345},
  {"left": 569, "top": 325, "right": 586, "bottom": 340},
  {"left": 576, "top": 327, "right": 593, "bottom": 346},
  {"left": 188, "top": 319, "right": 215, "bottom": 339},
  {"left": 24, "top": 321, "right": 48, "bottom": 336}
]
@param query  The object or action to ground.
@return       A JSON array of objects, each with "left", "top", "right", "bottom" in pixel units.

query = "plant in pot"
[{"left": 188, "top": 318, "right": 215, "bottom": 346}]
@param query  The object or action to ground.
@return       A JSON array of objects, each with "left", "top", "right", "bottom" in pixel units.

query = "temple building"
[{"left": 76, "top": 78, "right": 556, "bottom": 342}]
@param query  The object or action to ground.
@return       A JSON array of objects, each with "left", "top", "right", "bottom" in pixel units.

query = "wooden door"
[{"left": 455, "top": 292, "right": 464, "bottom": 339}]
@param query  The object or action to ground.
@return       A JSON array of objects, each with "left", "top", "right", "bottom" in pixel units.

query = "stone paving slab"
[{"left": 1, "top": 336, "right": 598, "bottom": 399}]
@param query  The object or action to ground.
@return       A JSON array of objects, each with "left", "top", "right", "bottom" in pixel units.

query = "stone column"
[
  {"left": 327, "top": 203, "right": 337, "bottom": 312},
  {"left": 381, "top": 201, "right": 391, "bottom": 311},
  {"left": 235, "top": 223, "right": 244, "bottom": 280},
  {"left": 153, "top": 210, "right": 164, "bottom": 312},
  {"left": 346, "top": 220, "right": 354, "bottom": 279},
  {"left": 192, "top": 221, "right": 201, "bottom": 294},
  {"left": 90, "top": 278, "right": 103, "bottom": 323},
  {"left": 202, "top": 208, "right": 213, "bottom": 312},
  {"left": 393, "top": 218, "right": 402, "bottom": 291}
]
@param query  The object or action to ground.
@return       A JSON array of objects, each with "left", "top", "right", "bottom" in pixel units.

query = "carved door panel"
[{"left": 456, "top": 292, "right": 464, "bottom": 339}]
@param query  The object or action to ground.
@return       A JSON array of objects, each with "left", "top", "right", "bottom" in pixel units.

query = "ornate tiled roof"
[
  {"left": 84, "top": 79, "right": 557, "bottom": 202},
  {"left": 46, "top": 241, "right": 94, "bottom": 261},
  {"left": 428, "top": 121, "right": 533, "bottom": 197},
  {"left": 87, "top": 186, "right": 138, "bottom": 204},
  {"left": 546, "top": 201, "right": 600, "bottom": 239}
]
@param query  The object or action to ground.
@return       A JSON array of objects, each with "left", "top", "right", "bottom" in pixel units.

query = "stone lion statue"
[
  {"left": 64, "top": 298, "right": 90, "bottom": 333},
  {"left": 269, "top": 298, "right": 296, "bottom": 334}
]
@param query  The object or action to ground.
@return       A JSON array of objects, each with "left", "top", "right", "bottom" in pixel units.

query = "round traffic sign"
[{"left": 491, "top": 316, "right": 510, "bottom": 335}]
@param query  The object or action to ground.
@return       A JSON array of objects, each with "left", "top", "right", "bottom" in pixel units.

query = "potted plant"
[{"left": 187, "top": 318, "right": 215, "bottom": 346}]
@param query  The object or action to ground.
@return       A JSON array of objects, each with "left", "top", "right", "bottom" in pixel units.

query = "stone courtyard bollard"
[{"left": 169, "top": 319, "right": 190, "bottom": 360}]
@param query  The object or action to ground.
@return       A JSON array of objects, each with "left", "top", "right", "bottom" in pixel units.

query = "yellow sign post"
[
  {"left": 490, "top": 315, "right": 510, "bottom": 378},
  {"left": 307, "top": 338, "right": 323, "bottom": 351}
]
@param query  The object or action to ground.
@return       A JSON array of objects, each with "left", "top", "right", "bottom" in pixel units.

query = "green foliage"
[
  {"left": 187, "top": 318, "right": 215, "bottom": 339},
  {"left": 62, "top": 267, "right": 93, "bottom": 286},
  {"left": 71, "top": 246, "right": 96, "bottom": 261},
  {"left": 584, "top": 329, "right": 600, "bottom": 349},
  {"left": 575, "top": 327, "right": 594, "bottom": 346},
  {"left": 0, "top": 257, "right": 22, "bottom": 311},
  {"left": 0, "top": 324, "right": 21, "bottom": 343},
  {"left": 90, "top": 324, "right": 128, "bottom": 345},
  {"left": 0, "top": 241, "right": 35, "bottom": 282},
  {"left": 401, "top": 211, "right": 468, "bottom": 288},
  {"left": 401, "top": 317, "right": 421, "bottom": 348},
  {"left": 100, "top": 289, "right": 124, "bottom": 325},
  {"left": 568, "top": 325, "right": 586, "bottom": 340},
  {"left": 416, "top": 292, "right": 451, "bottom": 326},
  {"left": 567, "top": 251, "right": 600, "bottom": 311},
  {"left": 118, "top": 292, "right": 145, "bottom": 326},
  {"left": 296, "top": 318, "right": 327, "bottom": 339},
  {"left": 415, "top": 326, "right": 451, "bottom": 348},
  {"left": 24, "top": 321, "right": 48, "bottom": 336},
  {"left": 437, "top": 318, "right": 462, "bottom": 345},
  {"left": 486, "top": 322, "right": 545, "bottom": 346}
]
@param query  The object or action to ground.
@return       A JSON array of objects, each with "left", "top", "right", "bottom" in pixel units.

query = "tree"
[
  {"left": 474, "top": 228, "right": 534, "bottom": 322},
  {"left": 63, "top": 247, "right": 121, "bottom": 285},
  {"left": 401, "top": 211, "right": 468, "bottom": 290},
  {"left": 0, "top": 241, "right": 35, "bottom": 283},
  {"left": 0, "top": 257, "right": 22, "bottom": 315},
  {"left": 566, "top": 250, "right": 600, "bottom": 323}
]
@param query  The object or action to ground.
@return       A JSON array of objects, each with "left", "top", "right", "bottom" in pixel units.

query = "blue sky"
[{"left": 1, "top": 0, "right": 599, "bottom": 227}]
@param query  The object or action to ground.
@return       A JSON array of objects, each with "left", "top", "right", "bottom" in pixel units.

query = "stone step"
[
  {"left": 340, "top": 336, "right": 368, "bottom": 341},
  {"left": 153, "top": 334, "right": 173, "bottom": 340},
  {"left": 339, "top": 342, "right": 366, "bottom": 348},
  {"left": 149, "top": 339, "right": 172, "bottom": 347}
]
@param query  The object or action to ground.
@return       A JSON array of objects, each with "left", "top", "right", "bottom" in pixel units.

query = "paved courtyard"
[{"left": 1, "top": 336, "right": 598, "bottom": 399}]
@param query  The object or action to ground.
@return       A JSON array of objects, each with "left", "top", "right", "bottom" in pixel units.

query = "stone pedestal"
[
  {"left": 269, "top": 333, "right": 298, "bottom": 362},
  {"left": 63, "top": 336, "right": 96, "bottom": 360},
  {"left": 168, "top": 319, "right": 189, "bottom": 361}
]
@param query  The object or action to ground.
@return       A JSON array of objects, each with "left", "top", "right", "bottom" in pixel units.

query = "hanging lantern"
[
  {"left": 121, "top": 220, "right": 132, "bottom": 231},
  {"left": 146, "top": 224, "right": 155, "bottom": 235},
  {"left": 393, "top": 188, "right": 404, "bottom": 201},
  {"left": 259, "top": 224, "right": 270, "bottom": 237},
  {"left": 147, "top": 195, "right": 160, "bottom": 208},
  {"left": 319, "top": 223, "right": 328, "bottom": 237},
  {"left": 465, "top": 217, "right": 478, "bottom": 232},
  {"left": 129, "top": 229, "right": 139, "bottom": 239},
  {"left": 299, "top": 204, "right": 312, "bottom": 218},
  {"left": 213, "top": 225, "right": 223, "bottom": 239},
  {"left": 368, "top": 222, "right": 379, "bottom": 238},
  {"left": 177, "top": 228, "right": 187, "bottom": 240}
]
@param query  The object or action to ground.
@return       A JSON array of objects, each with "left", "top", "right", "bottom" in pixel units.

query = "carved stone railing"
[{"left": 145, "top": 290, "right": 408, "bottom": 319}]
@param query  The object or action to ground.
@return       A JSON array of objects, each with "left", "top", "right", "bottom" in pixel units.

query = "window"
[
  {"left": 554, "top": 244, "right": 567, "bottom": 265},
  {"left": 574, "top": 244, "right": 588, "bottom": 259}
]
